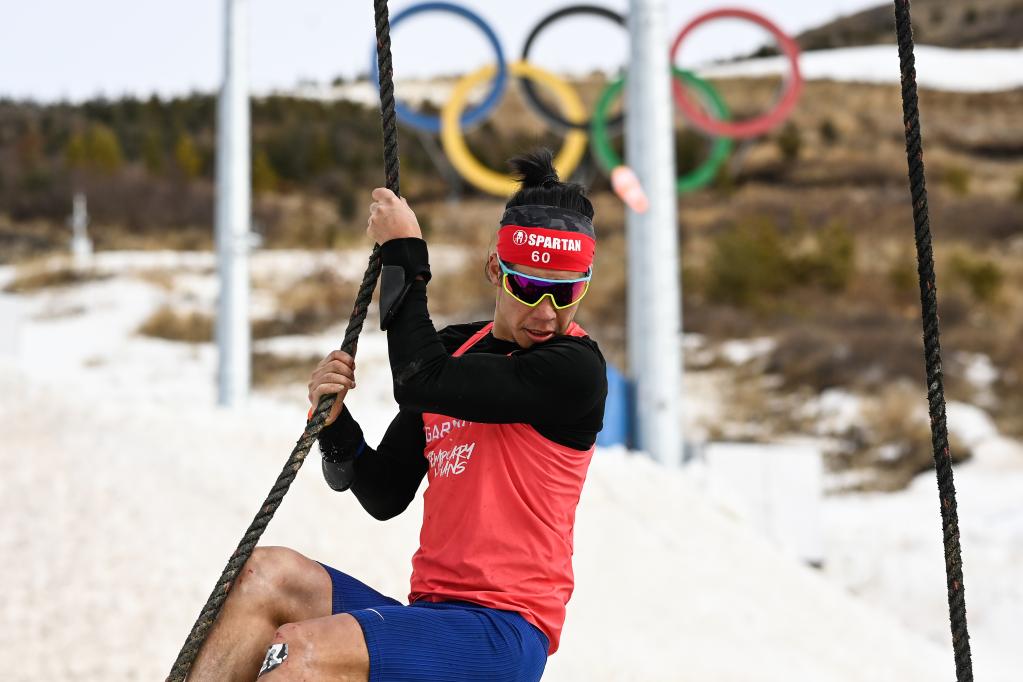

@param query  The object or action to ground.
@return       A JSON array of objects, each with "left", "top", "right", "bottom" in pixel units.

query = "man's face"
[{"left": 486, "top": 253, "right": 584, "bottom": 348}]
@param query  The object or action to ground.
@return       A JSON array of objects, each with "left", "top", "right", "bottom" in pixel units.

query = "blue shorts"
[{"left": 318, "top": 563, "right": 549, "bottom": 682}]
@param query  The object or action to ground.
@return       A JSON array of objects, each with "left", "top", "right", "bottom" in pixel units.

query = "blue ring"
[{"left": 370, "top": 2, "right": 508, "bottom": 134}]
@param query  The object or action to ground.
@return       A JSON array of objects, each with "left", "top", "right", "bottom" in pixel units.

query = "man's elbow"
[
  {"left": 391, "top": 378, "right": 428, "bottom": 410},
  {"left": 363, "top": 495, "right": 414, "bottom": 521},
  {"left": 390, "top": 358, "right": 436, "bottom": 408}
]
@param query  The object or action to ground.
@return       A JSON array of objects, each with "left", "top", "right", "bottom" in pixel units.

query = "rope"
[
  {"left": 893, "top": 2, "right": 972, "bottom": 679},
  {"left": 164, "top": 1, "right": 400, "bottom": 678}
]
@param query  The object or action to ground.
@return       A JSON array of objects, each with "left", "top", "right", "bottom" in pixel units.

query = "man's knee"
[
  {"left": 258, "top": 616, "right": 369, "bottom": 681},
  {"left": 232, "top": 546, "right": 330, "bottom": 621}
]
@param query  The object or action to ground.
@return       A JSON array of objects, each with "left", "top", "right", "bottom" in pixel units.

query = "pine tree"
[
  {"left": 85, "top": 123, "right": 124, "bottom": 173},
  {"left": 252, "top": 149, "right": 279, "bottom": 194},
  {"left": 142, "top": 130, "right": 165, "bottom": 175},
  {"left": 174, "top": 133, "right": 202, "bottom": 179}
]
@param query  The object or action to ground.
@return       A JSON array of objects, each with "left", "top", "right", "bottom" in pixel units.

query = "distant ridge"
[{"left": 796, "top": 0, "right": 1023, "bottom": 51}]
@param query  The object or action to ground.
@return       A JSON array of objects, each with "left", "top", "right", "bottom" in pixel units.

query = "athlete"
[{"left": 189, "top": 149, "right": 607, "bottom": 681}]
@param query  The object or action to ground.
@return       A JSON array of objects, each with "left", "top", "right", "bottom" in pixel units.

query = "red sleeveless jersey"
[{"left": 409, "top": 322, "right": 596, "bottom": 654}]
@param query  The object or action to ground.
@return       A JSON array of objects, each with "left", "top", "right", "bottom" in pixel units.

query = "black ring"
[{"left": 520, "top": 5, "right": 627, "bottom": 132}]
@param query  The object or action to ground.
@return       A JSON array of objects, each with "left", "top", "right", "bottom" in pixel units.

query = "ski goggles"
[{"left": 498, "top": 259, "right": 591, "bottom": 309}]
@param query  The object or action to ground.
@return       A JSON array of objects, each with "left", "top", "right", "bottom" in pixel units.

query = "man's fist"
[
  {"left": 367, "top": 187, "right": 422, "bottom": 244},
  {"left": 308, "top": 350, "right": 356, "bottom": 425}
]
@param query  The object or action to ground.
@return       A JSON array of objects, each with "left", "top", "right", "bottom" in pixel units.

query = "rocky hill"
[{"left": 797, "top": 0, "right": 1023, "bottom": 50}]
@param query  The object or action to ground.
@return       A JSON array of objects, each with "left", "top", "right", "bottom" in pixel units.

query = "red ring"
[{"left": 670, "top": 8, "right": 803, "bottom": 139}]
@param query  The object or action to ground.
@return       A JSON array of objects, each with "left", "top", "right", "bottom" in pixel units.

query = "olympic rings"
[
  {"left": 670, "top": 9, "right": 803, "bottom": 139},
  {"left": 520, "top": 5, "right": 627, "bottom": 132},
  {"left": 441, "top": 61, "right": 589, "bottom": 196},
  {"left": 367, "top": 3, "right": 803, "bottom": 198},
  {"left": 591, "top": 69, "right": 734, "bottom": 194},
  {"left": 370, "top": 2, "right": 508, "bottom": 134}
]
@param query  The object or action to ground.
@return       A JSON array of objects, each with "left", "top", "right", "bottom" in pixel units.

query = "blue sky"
[{"left": 2, "top": 0, "right": 883, "bottom": 101}]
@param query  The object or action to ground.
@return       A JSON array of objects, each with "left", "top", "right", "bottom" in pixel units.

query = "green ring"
[{"left": 591, "top": 68, "right": 733, "bottom": 194}]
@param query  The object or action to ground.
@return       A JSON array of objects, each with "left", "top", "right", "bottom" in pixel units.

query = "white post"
[
  {"left": 626, "top": 0, "right": 683, "bottom": 466},
  {"left": 215, "top": 0, "right": 251, "bottom": 407},
  {"left": 70, "top": 192, "right": 92, "bottom": 271}
]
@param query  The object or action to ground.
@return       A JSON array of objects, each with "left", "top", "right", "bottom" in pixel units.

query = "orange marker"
[{"left": 611, "top": 165, "right": 649, "bottom": 214}]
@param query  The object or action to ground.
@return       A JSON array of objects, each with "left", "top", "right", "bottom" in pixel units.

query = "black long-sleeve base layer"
[{"left": 318, "top": 238, "right": 608, "bottom": 521}]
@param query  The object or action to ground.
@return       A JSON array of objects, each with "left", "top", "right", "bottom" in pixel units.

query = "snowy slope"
[
  {"left": 697, "top": 45, "right": 1023, "bottom": 92},
  {"left": 1, "top": 253, "right": 1014, "bottom": 681}
]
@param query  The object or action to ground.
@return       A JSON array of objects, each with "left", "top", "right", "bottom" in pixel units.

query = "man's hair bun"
[
  {"left": 505, "top": 147, "right": 594, "bottom": 220},
  {"left": 509, "top": 148, "right": 560, "bottom": 188}
]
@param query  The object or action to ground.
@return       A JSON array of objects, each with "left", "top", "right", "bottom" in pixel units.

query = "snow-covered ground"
[
  {"left": 698, "top": 45, "right": 1023, "bottom": 93},
  {"left": 287, "top": 45, "right": 1023, "bottom": 106},
  {"left": 1, "top": 251, "right": 1020, "bottom": 681}
]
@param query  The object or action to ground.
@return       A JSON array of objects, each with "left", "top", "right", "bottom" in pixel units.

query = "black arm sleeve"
[
  {"left": 318, "top": 405, "right": 427, "bottom": 520},
  {"left": 380, "top": 239, "right": 606, "bottom": 425}
]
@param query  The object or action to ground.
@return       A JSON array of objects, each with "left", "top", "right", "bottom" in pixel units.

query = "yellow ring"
[{"left": 441, "top": 60, "right": 588, "bottom": 196}]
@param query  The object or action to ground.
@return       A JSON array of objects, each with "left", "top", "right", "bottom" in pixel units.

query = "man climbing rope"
[{"left": 188, "top": 148, "right": 607, "bottom": 681}]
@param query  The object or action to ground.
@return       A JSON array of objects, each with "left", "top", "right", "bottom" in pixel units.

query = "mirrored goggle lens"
[{"left": 505, "top": 273, "right": 589, "bottom": 308}]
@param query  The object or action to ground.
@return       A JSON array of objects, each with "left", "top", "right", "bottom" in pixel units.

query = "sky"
[{"left": 1, "top": 0, "right": 886, "bottom": 102}]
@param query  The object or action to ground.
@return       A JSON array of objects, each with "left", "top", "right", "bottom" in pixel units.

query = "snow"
[
  {"left": 2, "top": 252, "right": 1020, "bottom": 681},
  {"left": 719, "top": 337, "right": 776, "bottom": 365},
  {"left": 278, "top": 46, "right": 1023, "bottom": 108},
  {"left": 698, "top": 45, "right": 1023, "bottom": 93},
  {"left": 799, "top": 388, "right": 863, "bottom": 435}
]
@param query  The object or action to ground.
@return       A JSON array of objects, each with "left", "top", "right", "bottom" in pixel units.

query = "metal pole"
[
  {"left": 626, "top": 0, "right": 683, "bottom": 466},
  {"left": 70, "top": 192, "right": 92, "bottom": 271},
  {"left": 215, "top": 0, "right": 251, "bottom": 407}
]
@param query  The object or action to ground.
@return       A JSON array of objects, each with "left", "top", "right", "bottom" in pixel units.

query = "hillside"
[
  {"left": 2, "top": 70, "right": 1022, "bottom": 482},
  {"left": 796, "top": 0, "right": 1023, "bottom": 50}
]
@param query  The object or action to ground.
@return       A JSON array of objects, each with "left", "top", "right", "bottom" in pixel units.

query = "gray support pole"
[
  {"left": 70, "top": 192, "right": 92, "bottom": 271},
  {"left": 626, "top": 0, "right": 683, "bottom": 466},
  {"left": 215, "top": 0, "right": 251, "bottom": 407}
]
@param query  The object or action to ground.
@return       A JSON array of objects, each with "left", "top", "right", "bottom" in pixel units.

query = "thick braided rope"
[
  {"left": 893, "top": 2, "right": 972, "bottom": 679},
  {"left": 164, "top": 2, "right": 400, "bottom": 679}
]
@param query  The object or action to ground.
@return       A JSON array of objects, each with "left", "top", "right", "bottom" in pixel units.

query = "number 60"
[{"left": 531, "top": 251, "right": 551, "bottom": 264}]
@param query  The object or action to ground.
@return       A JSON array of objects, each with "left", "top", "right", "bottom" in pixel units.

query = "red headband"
[{"left": 497, "top": 225, "right": 595, "bottom": 272}]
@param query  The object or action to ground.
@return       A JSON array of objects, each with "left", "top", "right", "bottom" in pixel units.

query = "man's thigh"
[{"left": 344, "top": 602, "right": 548, "bottom": 682}]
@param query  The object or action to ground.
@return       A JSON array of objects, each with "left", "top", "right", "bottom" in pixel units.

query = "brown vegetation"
[
  {"left": 137, "top": 305, "right": 212, "bottom": 343},
  {"left": 4, "top": 75, "right": 1022, "bottom": 487},
  {"left": 3, "top": 261, "right": 108, "bottom": 292},
  {"left": 796, "top": 0, "right": 1023, "bottom": 50},
  {"left": 252, "top": 352, "right": 322, "bottom": 388},
  {"left": 829, "top": 382, "right": 972, "bottom": 492}
]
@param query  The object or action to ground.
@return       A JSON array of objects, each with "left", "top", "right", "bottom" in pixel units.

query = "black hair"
[{"left": 505, "top": 148, "right": 594, "bottom": 220}]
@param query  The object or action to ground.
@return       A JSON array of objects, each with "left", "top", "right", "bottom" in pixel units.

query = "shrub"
[
  {"left": 706, "top": 218, "right": 856, "bottom": 308},
  {"left": 776, "top": 122, "right": 802, "bottom": 163},
  {"left": 707, "top": 218, "right": 790, "bottom": 307},
  {"left": 137, "top": 305, "right": 212, "bottom": 343},
  {"left": 252, "top": 149, "right": 279, "bottom": 195},
  {"left": 174, "top": 133, "right": 202, "bottom": 180},
  {"left": 64, "top": 124, "right": 124, "bottom": 174},
  {"left": 789, "top": 221, "right": 855, "bottom": 292},
  {"left": 948, "top": 251, "right": 1004, "bottom": 304},
  {"left": 888, "top": 258, "right": 918, "bottom": 297},
  {"left": 3, "top": 263, "right": 106, "bottom": 293},
  {"left": 675, "top": 129, "right": 706, "bottom": 176},
  {"left": 942, "top": 165, "right": 971, "bottom": 196},
  {"left": 829, "top": 382, "right": 972, "bottom": 492},
  {"left": 254, "top": 268, "right": 360, "bottom": 337},
  {"left": 252, "top": 352, "right": 322, "bottom": 387},
  {"left": 818, "top": 118, "right": 840, "bottom": 145}
]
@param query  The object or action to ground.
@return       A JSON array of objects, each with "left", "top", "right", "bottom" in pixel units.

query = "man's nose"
[{"left": 535, "top": 295, "right": 558, "bottom": 318}]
